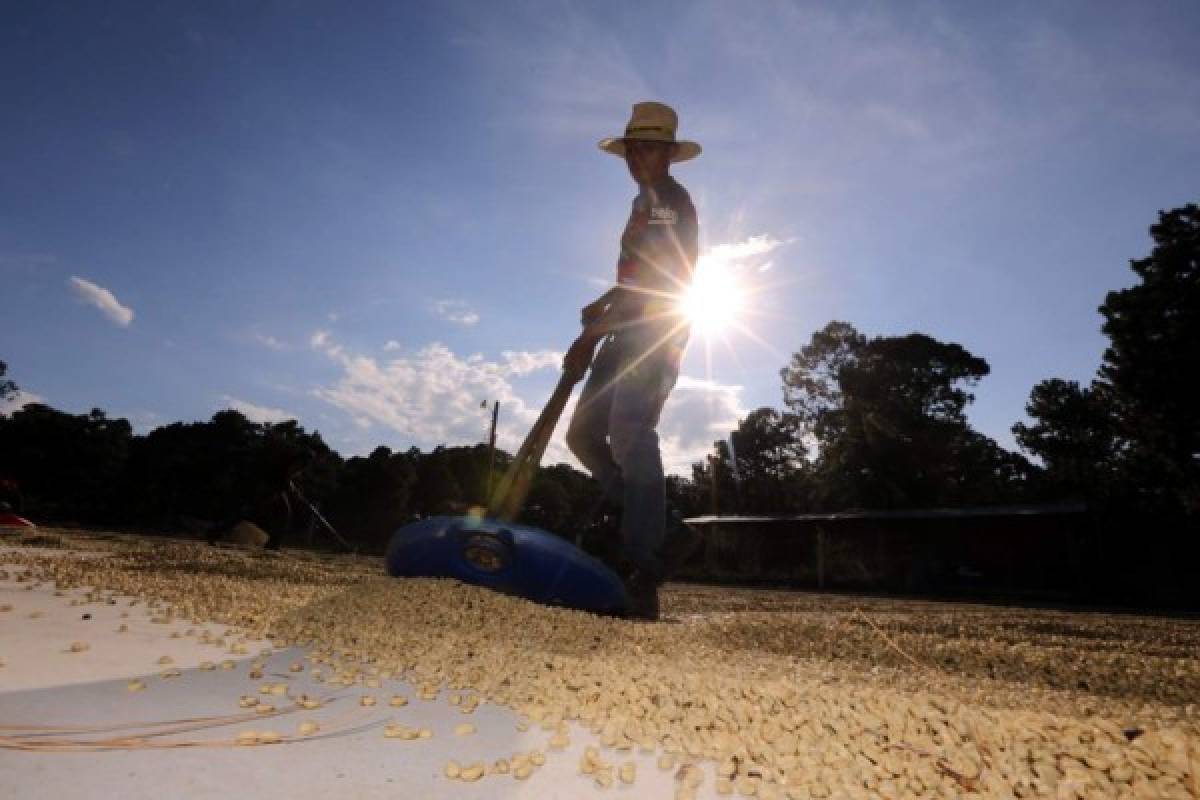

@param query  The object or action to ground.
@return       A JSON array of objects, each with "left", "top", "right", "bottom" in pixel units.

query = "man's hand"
[
  {"left": 563, "top": 332, "right": 600, "bottom": 380},
  {"left": 581, "top": 286, "right": 622, "bottom": 327},
  {"left": 581, "top": 297, "right": 608, "bottom": 327}
]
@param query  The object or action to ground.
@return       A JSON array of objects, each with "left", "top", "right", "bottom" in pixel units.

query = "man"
[{"left": 565, "top": 101, "right": 700, "bottom": 620}]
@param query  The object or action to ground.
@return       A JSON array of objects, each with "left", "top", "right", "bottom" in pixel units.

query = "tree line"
[
  {"left": 693, "top": 204, "right": 1197, "bottom": 529},
  {"left": 0, "top": 397, "right": 615, "bottom": 554},
  {"left": 1, "top": 204, "right": 1195, "bottom": 555}
]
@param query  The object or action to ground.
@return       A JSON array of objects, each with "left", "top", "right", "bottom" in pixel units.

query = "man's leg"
[
  {"left": 608, "top": 337, "right": 680, "bottom": 579},
  {"left": 566, "top": 337, "right": 623, "bottom": 503}
]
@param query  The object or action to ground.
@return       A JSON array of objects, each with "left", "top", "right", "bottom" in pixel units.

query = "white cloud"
[
  {"left": 310, "top": 329, "right": 343, "bottom": 358},
  {"left": 0, "top": 389, "right": 45, "bottom": 416},
  {"left": 254, "top": 333, "right": 287, "bottom": 350},
  {"left": 432, "top": 299, "right": 480, "bottom": 327},
  {"left": 705, "top": 235, "right": 789, "bottom": 264},
  {"left": 309, "top": 332, "right": 741, "bottom": 476},
  {"left": 501, "top": 350, "right": 562, "bottom": 376},
  {"left": 310, "top": 332, "right": 561, "bottom": 452},
  {"left": 220, "top": 395, "right": 296, "bottom": 424},
  {"left": 68, "top": 276, "right": 134, "bottom": 327},
  {"left": 658, "top": 375, "right": 746, "bottom": 475},
  {"left": 383, "top": 340, "right": 402, "bottom": 351},
  {"left": 675, "top": 375, "right": 743, "bottom": 393}
]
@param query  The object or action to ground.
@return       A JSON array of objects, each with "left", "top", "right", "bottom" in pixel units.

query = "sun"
[{"left": 680, "top": 255, "right": 745, "bottom": 336}]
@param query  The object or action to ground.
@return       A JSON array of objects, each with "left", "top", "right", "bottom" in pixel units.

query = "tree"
[
  {"left": 122, "top": 411, "right": 261, "bottom": 525},
  {"left": 439, "top": 444, "right": 494, "bottom": 508},
  {"left": 0, "top": 404, "right": 132, "bottom": 521},
  {"left": 665, "top": 473, "right": 706, "bottom": 520},
  {"left": 691, "top": 440, "right": 740, "bottom": 515},
  {"left": 411, "top": 447, "right": 464, "bottom": 516},
  {"left": 530, "top": 462, "right": 611, "bottom": 540},
  {"left": 782, "top": 321, "right": 1028, "bottom": 509},
  {"left": 327, "top": 446, "right": 414, "bottom": 553},
  {"left": 1014, "top": 204, "right": 1200, "bottom": 516},
  {"left": 1013, "top": 379, "right": 1123, "bottom": 499},
  {"left": 726, "top": 407, "right": 809, "bottom": 513},
  {"left": 522, "top": 474, "right": 572, "bottom": 533},
  {"left": 116, "top": 410, "right": 342, "bottom": 536},
  {"left": 0, "top": 360, "right": 16, "bottom": 406},
  {"left": 780, "top": 320, "right": 865, "bottom": 423},
  {"left": 0, "top": 388, "right": 624, "bottom": 546},
  {"left": 1097, "top": 204, "right": 1200, "bottom": 514}
]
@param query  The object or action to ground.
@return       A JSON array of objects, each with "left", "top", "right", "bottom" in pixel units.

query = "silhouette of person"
[{"left": 565, "top": 102, "right": 701, "bottom": 620}]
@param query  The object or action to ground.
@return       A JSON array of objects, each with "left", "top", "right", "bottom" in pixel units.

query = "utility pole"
[
  {"left": 708, "top": 453, "right": 720, "bottom": 515},
  {"left": 485, "top": 400, "right": 500, "bottom": 505}
]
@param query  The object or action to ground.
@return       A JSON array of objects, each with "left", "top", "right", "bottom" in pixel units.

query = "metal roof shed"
[{"left": 683, "top": 503, "right": 1089, "bottom": 599}]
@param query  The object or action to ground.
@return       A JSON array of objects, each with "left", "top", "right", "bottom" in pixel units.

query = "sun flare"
[{"left": 681, "top": 255, "right": 745, "bottom": 336}]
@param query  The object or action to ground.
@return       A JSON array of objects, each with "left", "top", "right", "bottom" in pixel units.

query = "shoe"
[{"left": 624, "top": 567, "right": 660, "bottom": 622}]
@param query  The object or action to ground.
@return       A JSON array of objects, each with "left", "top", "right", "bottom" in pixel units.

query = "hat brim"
[{"left": 598, "top": 137, "right": 701, "bottom": 163}]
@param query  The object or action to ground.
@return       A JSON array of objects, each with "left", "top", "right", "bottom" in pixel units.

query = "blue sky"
[{"left": 3, "top": 1, "right": 1198, "bottom": 473}]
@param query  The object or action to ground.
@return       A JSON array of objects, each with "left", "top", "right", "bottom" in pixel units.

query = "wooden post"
[
  {"left": 816, "top": 525, "right": 826, "bottom": 590},
  {"left": 704, "top": 523, "right": 718, "bottom": 578},
  {"left": 708, "top": 455, "right": 720, "bottom": 515},
  {"left": 485, "top": 401, "right": 499, "bottom": 504},
  {"left": 876, "top": 527, "right": 885, "bottom": 588}
]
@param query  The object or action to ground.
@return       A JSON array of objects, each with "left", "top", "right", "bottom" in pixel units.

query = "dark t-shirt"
[{"left": 615, "top": 175, "right": 699, "bottom": 324}]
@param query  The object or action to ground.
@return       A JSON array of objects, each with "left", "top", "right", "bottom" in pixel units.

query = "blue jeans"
[{"left": 566, "top": 326, "right": 683, "bottom": 574}]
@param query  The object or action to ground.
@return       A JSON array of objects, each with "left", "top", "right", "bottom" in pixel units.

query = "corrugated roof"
[{"left": 684, "top": 502, "right": 1087, "bottom": 525}]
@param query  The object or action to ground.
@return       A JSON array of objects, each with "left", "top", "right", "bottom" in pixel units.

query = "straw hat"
[{"left": 599, "top": 101, "right": 701, "bottom": 163}]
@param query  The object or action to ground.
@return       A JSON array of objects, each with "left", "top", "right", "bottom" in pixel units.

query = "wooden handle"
[{"left": 487, "top": 336, "right": 600, "bottom": 521}]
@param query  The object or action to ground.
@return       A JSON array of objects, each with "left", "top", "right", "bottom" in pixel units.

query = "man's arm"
[
  {"left": 580, "top": 285, "right": 645, "bottom": 334},
  {"left": 580, "top": 287, "right": 618, "bottom": 326},
  {"left": 564, "top": 286, "right": 633, "bottom": 377}
]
